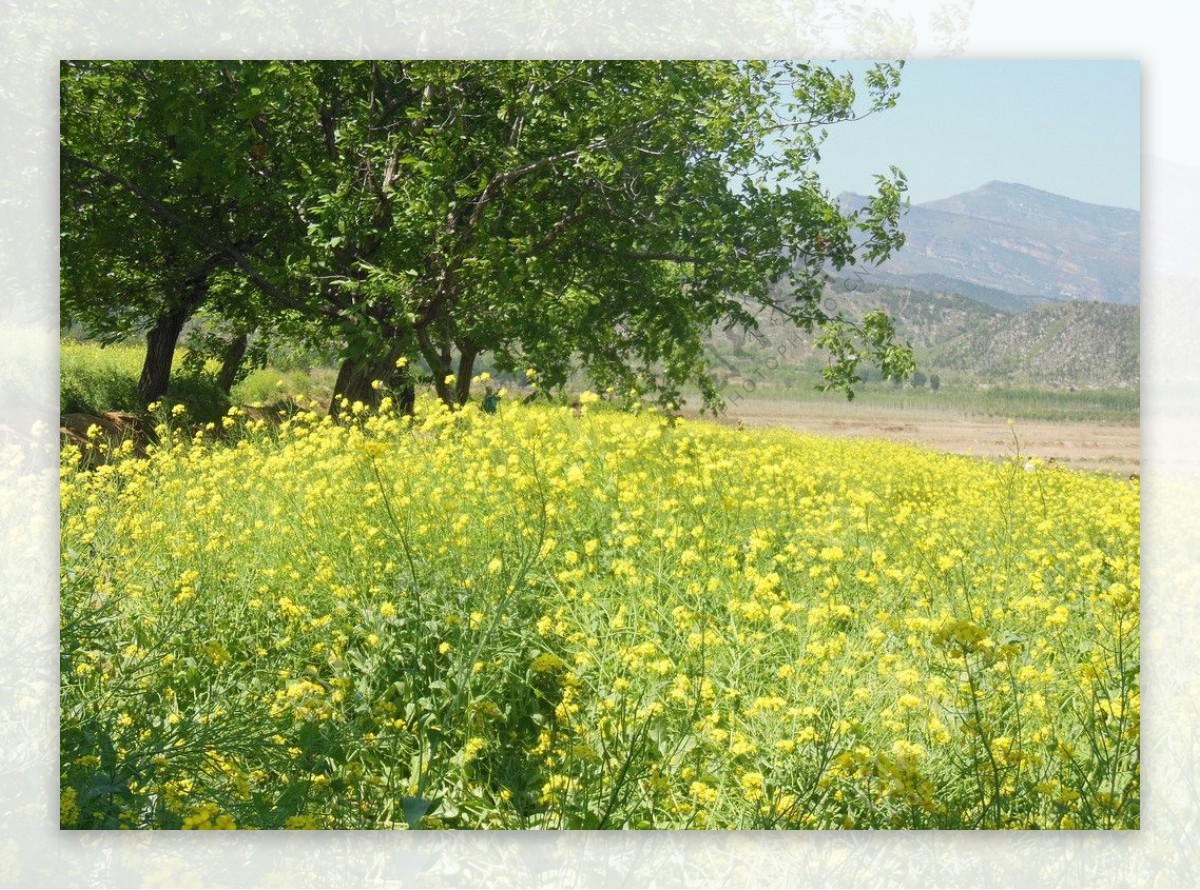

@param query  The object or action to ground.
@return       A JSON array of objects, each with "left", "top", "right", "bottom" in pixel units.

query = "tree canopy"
[{"left": 61, "top": 60, "right": 914, "bottom": 411}]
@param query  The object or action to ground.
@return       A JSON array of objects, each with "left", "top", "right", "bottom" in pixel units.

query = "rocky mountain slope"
[
  {"left": 927, "top": 299, "right": 1139, "bottom": 388},
  {"left": 841, "top": 181, "right": 1140, "bottom": 306},
  {"left": 709, "top": 280, "right": 1139, "bottom": 390}
]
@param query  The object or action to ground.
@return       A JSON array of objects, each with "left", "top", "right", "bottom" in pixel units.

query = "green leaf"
[
  {"left": 401, "top": 795, "right": 434, "bottom": 828},
  {"left": 61, "top": 60, "right": 911, "bottom": 416}
]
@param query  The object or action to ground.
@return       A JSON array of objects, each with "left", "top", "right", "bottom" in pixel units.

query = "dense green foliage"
[{"left": 61, "top": 60, "right": 914, "bottom": 411}]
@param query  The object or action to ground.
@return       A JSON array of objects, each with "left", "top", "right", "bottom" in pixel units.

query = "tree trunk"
[
  {"left": 138, "top": 303, "right": 196, "bottom": 406},
  {"left": 455, "top": 341, "right": 479, "bottom": 405},
  {"left": 397, "top": 380, "right": 416, "bottom": 416},
  {"left": 137, "top": 257, "right": 219, "bottom": 406},
  {"left": 388, "top": 365, "right": 416, "bottom": 416},
  {"left": 415, "top": 326, "right": 456, "bottom": 407},
  {"left": 216, "top": 331, "right": 249, "bottom": 394},
  {"left": 330, "top": 342, "right": 406, "bottom": 417}
]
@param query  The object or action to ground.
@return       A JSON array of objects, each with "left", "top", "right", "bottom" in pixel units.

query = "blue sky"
[{"left": 812, "top": 60, "right": 1140, "bottom": 210}]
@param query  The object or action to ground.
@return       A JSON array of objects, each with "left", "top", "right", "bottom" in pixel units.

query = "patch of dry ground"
[{"left": 694, "top": 399, "right": 1140, "bottom": 476}]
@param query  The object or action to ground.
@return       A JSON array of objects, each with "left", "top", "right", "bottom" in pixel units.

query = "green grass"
[
  {"left": 60, "top": 339, "right": 232, "bottom": 420},
  {"left": 60, "top": 339, "right": 338, "bottom": 421},
  {"left": 231, "top": 366, "right": 338, "bottom": 407},
  {"left": 60, "top": 341, "right": 145, "bottom": 415},
  {"left": 687, "top": 379, "right": 1138, "bottom": 424},
  {"left": 61, "top": 338, "right": 1138, "bottom": 428}
]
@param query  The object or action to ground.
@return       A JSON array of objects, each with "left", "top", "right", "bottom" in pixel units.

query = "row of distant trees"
[
  {"left": 880, "top": 370, "right": 940, "bottom": 390},
  {"left": 61, "top": 60, "right": 914, "bottom": 414},
  {"left": 850, "top": 367, "right": 939, "bottom": 389}
]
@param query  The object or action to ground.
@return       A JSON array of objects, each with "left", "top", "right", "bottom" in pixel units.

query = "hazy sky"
[{"left": 813, "top": 60, "right": 1140, "bottom": 210}]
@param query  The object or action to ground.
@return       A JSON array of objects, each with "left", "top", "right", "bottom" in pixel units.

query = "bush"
[
  {"left": 163, "top": 374, "right": 230, "bottom": 423},
  {"left": 232, "top": 368, "right": 336, "bottom": 408},
  {"left": 60, "top": 342, "right": 143, "bottom": 414},
  {"left": 61, "top": 340, "right": 229, "bottom": 421}
]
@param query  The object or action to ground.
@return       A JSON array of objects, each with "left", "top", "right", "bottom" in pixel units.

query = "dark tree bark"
[
  {"left": 415, "top": 326, "right": 456, "bottom": 407},
  {"left": 388, "top": 366, "right": 416, "bottom": 416},
  {"left": 330, "top": 339, "right": 408, "bottom": 417},
  {"left": 455, "top": 340, "right": 480, "bottom": 405},
  {"left": 138, "top": 305, "right": 194, "bottom": 406},
  {"left": 216, "top": 331, "right": 249, "bottom": 394},
  {"left": 137, "top": 296, "right": 205, "bottom": 406},
  {"left": 331, "top": 356, "right": 387, "bottom": 416},
  {"left": 136, "top": 255, "right": 221, "bottom": 406},
  {"left": 398, "top": 381, "right": 416, "bottom": 416}
]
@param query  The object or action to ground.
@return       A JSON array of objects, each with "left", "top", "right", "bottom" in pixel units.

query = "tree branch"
[
  {"left": 591, "top": 246, "right": 704, "bottom": 265},
  {"left": 520, "top": 207, "right": 592, "bottom": 257},
  {"left": 465, "top": 109, "right": 673, "bottom": 231},
  {"left": 62, "top": 149, "right": 326, "bottom": 319}
]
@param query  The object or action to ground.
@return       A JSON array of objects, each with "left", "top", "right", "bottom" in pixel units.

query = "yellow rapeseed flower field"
[{"left": 60, "top": 396, "right": 1139, "bottom": 829}]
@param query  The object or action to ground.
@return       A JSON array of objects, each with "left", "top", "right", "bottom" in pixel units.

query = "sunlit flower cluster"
[{"left": 60, "top": 395, "right": 1139, "bottom": 829}]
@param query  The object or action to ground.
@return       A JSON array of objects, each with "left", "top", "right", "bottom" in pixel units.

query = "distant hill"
[
  {"left": 832, "top": 270, "right": 1055, "bottom": 314},
  {"left": 927, "top": 300, "right": 1139, "bottom": 389},
  {"left": 707, "top": 280, "right": 1138, "bottom": 391},
  {"left": 841, "top": 287, "right": 1006, "bottom": 349},
  {"left": 839, "top": 181, "right": 1140, "bottom": 306}
]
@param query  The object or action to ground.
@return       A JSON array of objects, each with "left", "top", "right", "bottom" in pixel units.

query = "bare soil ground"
[{"left": 692, "top": 399, "right": 1140, "bottom": 476}]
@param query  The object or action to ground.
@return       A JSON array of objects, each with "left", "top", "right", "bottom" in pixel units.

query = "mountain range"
[
  {"left": 708, "top": 182, "right": 1141, "bottom": 390},
  {"left": 839, "top": 181, "right": 1140, "bottom": 308}
]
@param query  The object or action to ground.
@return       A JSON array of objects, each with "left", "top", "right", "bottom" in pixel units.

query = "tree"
[
  {"left": 61, "top": 61, "right": 916, "bottom": 413},
  {"left": 60, "top": 61, "right": 302, "bottom": 405},
  {"left": 929, "top": 373, "right": 941, "bottom": 392},
  {"left": 911, "top": 370, "right": 927, "bottom": 388},
  {"left": 60, "top": 62, "right": 216, "bottom": 404}
]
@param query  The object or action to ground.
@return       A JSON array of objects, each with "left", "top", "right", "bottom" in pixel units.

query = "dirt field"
[{"left": 693, "top": 399, "right": 1140, "bottom": 476}]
